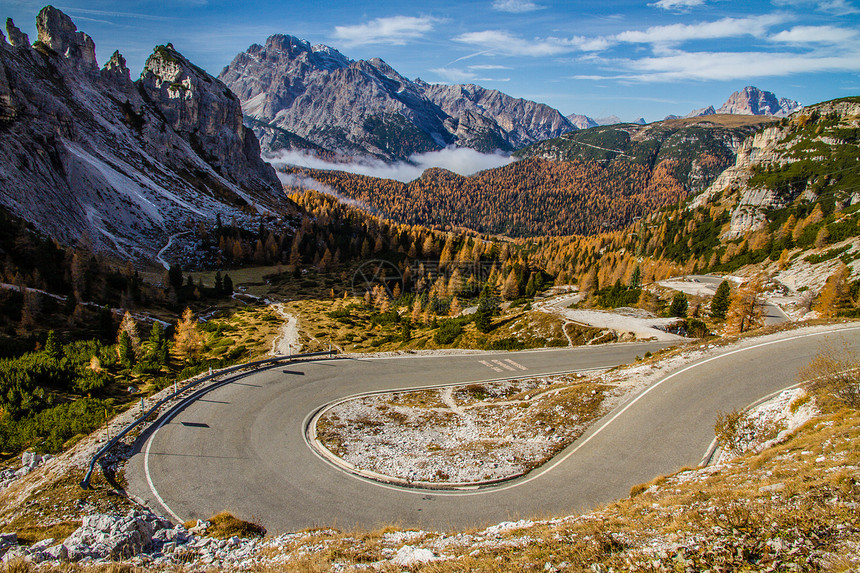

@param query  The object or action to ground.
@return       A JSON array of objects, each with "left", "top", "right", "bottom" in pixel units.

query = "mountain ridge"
[
  {"left": 219, "top": 34, "right": 578, "bottom": 160},
  {"left": 0, "top": 7, "right": 297, "bottom": 263}
]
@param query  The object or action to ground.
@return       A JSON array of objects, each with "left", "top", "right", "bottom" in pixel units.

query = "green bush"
[
  {"left": 434, "top": 320, "right": 463, "bottom": 344},
  {"left": 0, "top": 398, "right": 113, "bottom": 454}
]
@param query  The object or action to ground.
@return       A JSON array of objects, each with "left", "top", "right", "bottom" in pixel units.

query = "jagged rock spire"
[
  {"left": 36, "top": 6, "right": 97, "bottom": 70},
  {"left": 6, "top": 18, "right": 30, "bottom": 48}
]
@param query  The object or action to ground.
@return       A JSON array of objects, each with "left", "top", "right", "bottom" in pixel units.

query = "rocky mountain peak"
[
  {"left": 686, "top": 105, "right": 716, "bottom": 118},
  {"left": 717, "top": 86, "right": 801, "bottom": 117},
  {"left": 5, "top": 18, "right": 29, "bottom": 48},
  {"left": 100, "top": 49, "right": 133, "bottom": 91},
  {"left": 220, "top": 37, "right": 576, "bottom": 159},
  {"left": 36, "top": 5, "right": 97, "bottom": 70}
]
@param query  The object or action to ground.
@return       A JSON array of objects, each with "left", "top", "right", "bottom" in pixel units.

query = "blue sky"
[{"left": 5, "top": 0, "right": 860, "bottom": 121}]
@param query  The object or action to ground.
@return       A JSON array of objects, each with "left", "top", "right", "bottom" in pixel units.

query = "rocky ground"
[{"left": 314, "top": 373, "right": 610, "bottom": 484}]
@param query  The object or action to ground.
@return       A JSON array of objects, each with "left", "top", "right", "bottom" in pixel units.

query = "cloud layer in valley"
[{"left": 266, "top": 147, "right": 514, "bottom": 184}]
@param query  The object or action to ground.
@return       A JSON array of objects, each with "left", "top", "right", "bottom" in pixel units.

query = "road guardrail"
[{"left": 80, "top": 350, "right": 336, "bottom": 490}]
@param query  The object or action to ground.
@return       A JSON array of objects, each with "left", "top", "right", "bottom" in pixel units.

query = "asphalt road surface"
[
  {"left": 677, "top": 275, "right": 790, "bottom": 326},
  {"left": 127, "top": 326, "right": 859, "bottom": 533}
]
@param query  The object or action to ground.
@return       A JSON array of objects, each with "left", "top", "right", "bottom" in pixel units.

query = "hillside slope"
[
  {"left": 692, "top": 97, "right": 860, "bottom": 237},
  {"left": 516, "top": 115, "right": 775, "bottom": 195},
  {"left": 0, "top": 8, "right": 297, "bottom": 263},
  {"left": 283, "top": 157, "right": 687, "bottom": 237}
]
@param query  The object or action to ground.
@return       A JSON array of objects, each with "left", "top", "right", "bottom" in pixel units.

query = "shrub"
[
  {"left": 685, "top": 318, "right": 709, "bottom": 338},
  {"left": 433, "top": 320, "right": 463, "bottom": 344},
  {"left": 800, "top": 346, "right": 860, "bottom": 408},
  {"left": 714, "top": 408, "right": 756, "bottom": 455},
  {"left": 202, "top": 512, "right": 266, "bottom": 539}
]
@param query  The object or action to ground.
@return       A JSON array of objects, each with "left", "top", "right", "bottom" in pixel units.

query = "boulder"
[
  {"left": 0, "top": 532, "right": 17, "bottom": 557},
  {"left": 62, "top": 510, "right": 170, "bottom": 560},
  {"left": 21, "top": 451, "right": 41, "bottom": 469}
]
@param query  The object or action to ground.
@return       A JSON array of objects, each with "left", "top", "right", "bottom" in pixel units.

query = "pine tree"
[
  {"left": 814, "top": 264, "right": 851, "bottom": 318},
  {"left": 44, "top": 330, "right": 62, "bottom": 360},
  {"left": 725, "top": 281, "right": 764, "bottom": 335},
  {"left": 147, "top": 322, "right": 169, "bottom": 366},
  {"left": 669, "top": 292, "right": 688, "bottom": 318},
  {"left": 628, "top": 266, "right": 641, "bottom": 289},
  {"left": 117, "top": 311, "right": 141, "bottom": 356},
  {"left": 223, "top": 274, "right": 233, "bottom": 295},
  {"left": 168, "top": 265, "right": 183, "bottom": 289},
  {"left": 118, "top": 331, "right": 135, "bottom": 368},
  {"left": 710, "top": 280, "right": 731, "bottom": 320}
]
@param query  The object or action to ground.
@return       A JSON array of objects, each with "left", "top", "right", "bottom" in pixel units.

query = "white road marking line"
[
  {"left": 493, "top": 360, "right": 517, "bottom": 371},
  {"left": 144, "top": 417, "right": 184, "bottom": 523},
  {"left": 313, "top": 325, "right": 860, "bottom": 497},
  {"left": 479, "top": 360, "right": 503, "bottom": 372},
  {"left": 504, "top": 359, "right": 528, "bottom": 371}
]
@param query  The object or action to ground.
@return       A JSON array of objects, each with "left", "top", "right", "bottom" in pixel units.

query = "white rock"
[{"left": 392, "top": 545, "right": 438, "bottom": 566}]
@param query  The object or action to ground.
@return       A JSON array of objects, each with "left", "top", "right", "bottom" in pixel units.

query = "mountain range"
[
  {"left": 0, "top": 8, "right": 813, "bottom": 265},
  {"left": 220, "top": 35, "right": 801, "bottom": 161},
  {"left": 219, "top": 35, "right": 575, "bottom": 161},
  {"left": 0, "top": 8, "right": 296, "bottom": 262}
]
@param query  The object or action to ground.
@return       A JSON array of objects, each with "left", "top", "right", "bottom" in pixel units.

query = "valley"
[{"left": 1, "top": 3, "right": 859, "bottom": 571}]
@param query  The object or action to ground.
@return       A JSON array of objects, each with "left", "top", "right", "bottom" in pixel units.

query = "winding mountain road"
[{"left": 126, "top": 325, "right": 859, "bottom": 533}]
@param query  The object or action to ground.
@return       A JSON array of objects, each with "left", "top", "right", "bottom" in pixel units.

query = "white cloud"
[
  {"left": 333, "top": 16, "right": 439, "bottom": 47},
  {"left": 491, "top": 0, "right": 545, "bottom": 12},
  {"left": 267, "top": 148, "right": 514, "bottom": 183},
  {"left": 772, "top": 0, "right": 860, "bottom": 15},
  {"left": 56, "top": 7, "right": 175, "bottom": 20},
  {"left": 609, "top": 49, "right": 860, "bottom": 81},
  {"left": 454, "top": 30, "right": 613, "bottom": 57},
  {"left": 617, "top": 15, "right": 786, "bottom": 45},
  {"left": 468, "top": 64, "right": 512, "bottom": 70},
  {"left": 649, "top": 0, "right": 706, "bottom": 11},
  {"left": 770, "top": 25, "right": 859, "bottom": 44},
  {"left": 430, "top": 67, "right": 510, "bottom": 83},
  {"left": 431, "top": 67, "right": 479, "bottom": 82}
]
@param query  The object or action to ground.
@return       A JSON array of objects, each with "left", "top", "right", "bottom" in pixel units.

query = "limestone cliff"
[
  {"left": 0, "top": 6, "right": 294, "bottom": 263},
  {"left": 692, "top": 98, "right": 860, "bottom": 237}
]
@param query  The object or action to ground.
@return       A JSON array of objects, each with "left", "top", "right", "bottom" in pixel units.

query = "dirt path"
[
  {"left": 270, "top": 303, "right": 302, "bottom": 356},
  {"left": 535, "top": 293, "right": 685, "bottom": 342},
  {"left": 440, "top": 387, "right": 465, "bottom": 416}
]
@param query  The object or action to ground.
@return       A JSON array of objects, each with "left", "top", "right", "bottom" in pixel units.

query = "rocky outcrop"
[
  {"left": 717, "top": 86, "right": 802, "bottom": 117},
  {"left": 5, "top": 19, "right": 29, "bottom": 48},
  {"left": 36, "top": 6, "right": 96, "bottom": 72},
  {"left": 140, "top": 43, "right": 281, "bottom": 195},
  {"left": 220, "top": 35, "right": 577, "bottom": 159},
  {"left": 693, "top": 98, "right": 860, "bottom": 237},
  {"left": 0, "top": 7, "right": 294, "bottom": 262}
]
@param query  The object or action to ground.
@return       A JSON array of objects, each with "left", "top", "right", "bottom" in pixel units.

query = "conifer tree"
[
  {"left": 669, "top": 292, "right": 688, "bottom": 318},
  {"left": 174, "top": 308, "right": 202, "bottom": 363},
  {"left": 710, "top": 280, "right": 731, "bottom": 320}
]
